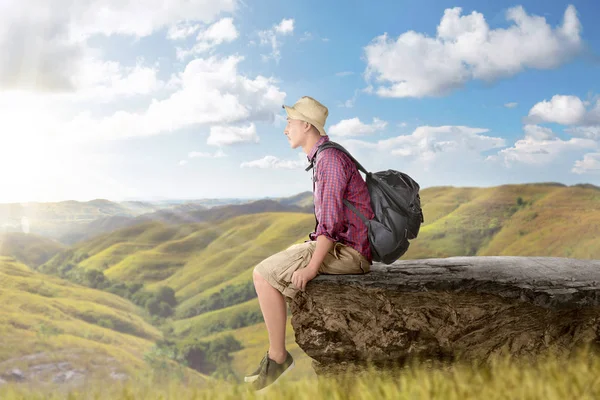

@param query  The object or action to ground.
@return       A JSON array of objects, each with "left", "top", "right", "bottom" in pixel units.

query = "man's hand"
[{"left": 291, "top": 267, "right": 318, "bottom": 292}]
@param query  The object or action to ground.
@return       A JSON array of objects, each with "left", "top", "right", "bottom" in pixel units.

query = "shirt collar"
[{"left": 307, "top": 136, "right": 329, "bottom": 163}]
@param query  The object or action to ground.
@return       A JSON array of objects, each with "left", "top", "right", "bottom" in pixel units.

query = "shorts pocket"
[{"left": 271, "top": 251, "right": 310, "bottom": 290}]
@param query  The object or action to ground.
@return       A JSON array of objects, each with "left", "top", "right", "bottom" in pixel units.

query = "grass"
[
  {"left": 0, "top": 256, "right": 176, "bottom": 381},
  {"left": 41, "top": 213, "right": 313, "bottom": 301},
  {"left": 404, "top": 184, "right": 600, "bottom": 260},
  {"left": 172, "top": 298, "right": 261, "bottom": 338},
  {"left": 23, "top": 183, "right": 600, "bottom": 388},
  {"left": 1, "top": 345, "right": 599, "bottom": 399},
  {"left": 200, "top": 317, "right": 316, "bottom": 382}
]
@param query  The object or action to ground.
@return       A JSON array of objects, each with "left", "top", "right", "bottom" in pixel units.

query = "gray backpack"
[{"left": 307, "top": 141, "right": 424, "bottom": 264}]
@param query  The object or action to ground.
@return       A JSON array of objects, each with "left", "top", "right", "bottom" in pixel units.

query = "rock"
[
  {"left": 2, "top": 368, "right": 26, "bottom": 382},
  {"left": 52, "top": 370, "right": 85, "bottom": 384},
  {"left": 0, "top": 377, "right": 6, "bottom": 385},
  {"left": 110, "top": 371, "right": 128, "bottom": 381},
  {"left": 289, "top": 256, "right": 600, "bottom": 376}
]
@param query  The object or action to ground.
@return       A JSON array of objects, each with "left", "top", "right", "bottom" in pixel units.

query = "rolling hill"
[
  {"left": 0, "top": 232, "right": 66, "bottom": 267},
  {"left": 30, "top": 183, "right": 600, "bottom": 382},
  {"left": 57, "top": 198, "right": 313, "bottom": 245},
  {"left": 0, "top": 256, "right": 209, "bottom": 387}
]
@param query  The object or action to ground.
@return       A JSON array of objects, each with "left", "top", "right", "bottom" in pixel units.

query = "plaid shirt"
[{"left": 308, "top": 136, "right": 374, "bottom": 263}]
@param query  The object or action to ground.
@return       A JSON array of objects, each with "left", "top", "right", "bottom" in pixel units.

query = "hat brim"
[{"left": 282, "top": 105, "right": 327, "bottom": 136}]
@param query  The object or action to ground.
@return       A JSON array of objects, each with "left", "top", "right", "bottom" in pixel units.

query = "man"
[{"left": 247, "top": 96, "right": 374, "bottom": 392}]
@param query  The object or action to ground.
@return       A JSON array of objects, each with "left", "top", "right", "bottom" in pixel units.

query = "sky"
[{"left": 1, "top": 0, "right": 599, "bottom": 203}]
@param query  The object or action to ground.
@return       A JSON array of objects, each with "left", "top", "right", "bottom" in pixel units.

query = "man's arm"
[
  {"left": 312, "top": 150, "right": 349, "bottom": 243},
  {"left": 292, "top": 234, "right": 335, "bottom": 291},
  {"left": 291, "top": 151, "right": 349, "bottom": 292},
  {"left": 306, "top": 234, "right": 334, "bottom": 273}
]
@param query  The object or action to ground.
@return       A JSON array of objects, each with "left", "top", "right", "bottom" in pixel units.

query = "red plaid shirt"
[{"left": 308, "top": 136, "right": 374, "bottom": 263}]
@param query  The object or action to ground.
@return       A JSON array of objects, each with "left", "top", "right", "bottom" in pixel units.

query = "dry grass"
[{"left": 2, "top": 346, "right": 599, "bottom": 399}]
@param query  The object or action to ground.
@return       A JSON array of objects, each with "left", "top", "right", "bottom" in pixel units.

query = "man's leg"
[{"left": 253, "top": 268, "right": 288, "bottom": 364}]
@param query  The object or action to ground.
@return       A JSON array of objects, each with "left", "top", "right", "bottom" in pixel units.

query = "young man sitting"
[{"left": 246, "top": 96, "right": 374, "bottom": 392}]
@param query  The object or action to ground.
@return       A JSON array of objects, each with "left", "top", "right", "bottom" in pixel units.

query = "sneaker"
[
  {"left": 244, "top": 352, "right": 268, "bottom": 383},
  {"left": 251, "top": 351, "right": 295, "bottom": 392}
]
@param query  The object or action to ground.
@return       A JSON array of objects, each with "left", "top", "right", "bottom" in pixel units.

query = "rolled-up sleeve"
[{"left": 313, "top": 150, "right": 349, "bottom": 242}]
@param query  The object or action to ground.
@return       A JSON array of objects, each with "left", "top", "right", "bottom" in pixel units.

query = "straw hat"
[{"left": 282, "top": 96, "right": 328, "bottom": 136}]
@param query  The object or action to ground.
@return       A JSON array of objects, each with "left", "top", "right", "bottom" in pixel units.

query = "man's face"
[{"left": 284, "top": 118, "right": 305, "bottom": 149}]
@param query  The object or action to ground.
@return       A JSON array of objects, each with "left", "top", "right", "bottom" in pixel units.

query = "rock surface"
[
  {"left": 289, "top": 256, "right": 600, "bottom": 376},
  {"left": 0, "top": 351, "right": 129, "bottom": 388}
]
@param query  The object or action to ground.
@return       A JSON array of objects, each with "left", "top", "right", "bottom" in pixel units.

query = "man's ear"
[{"left": 303, "top": 121, "right": 311, "bottom": 133}]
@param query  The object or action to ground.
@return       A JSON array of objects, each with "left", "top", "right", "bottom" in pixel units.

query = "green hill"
[
  {"left": 32, "top": 183, "right": 600, "bottom": 382},
  {"left": 0, "top": 256, "right": 210, "bottom": 386},
  {"left": 40, "top": 212, "right": 314, "bottom": 303},
  {"left": 58, "top": 198, "right": 311, "bottom": 245},
  {"left": 0, "top": 232, "right": 66, "bottom": 267},
  {"left": 406, "top": 183, "right": 600, "bottom": 259},
  {"left": 274, "top": 191, "right": 314, "bottom": 209}
]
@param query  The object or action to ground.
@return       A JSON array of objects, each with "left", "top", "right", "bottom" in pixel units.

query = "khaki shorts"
[{"left": 254, "top": 241, "right": 371, "bottom": 299}]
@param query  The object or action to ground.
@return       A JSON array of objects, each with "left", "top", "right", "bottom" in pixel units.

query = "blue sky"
[{"left": 0, "top": 0, "right": 599, "bottom": 202}]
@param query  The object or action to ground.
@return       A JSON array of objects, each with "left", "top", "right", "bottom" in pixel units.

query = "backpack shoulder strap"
[{"left": 305, "top": 141, "right": 369, "bottom": 174}]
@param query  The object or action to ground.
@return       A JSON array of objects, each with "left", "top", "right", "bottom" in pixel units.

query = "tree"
[{"left": 157, "top": 286, "right": 177, "bottom": 307}]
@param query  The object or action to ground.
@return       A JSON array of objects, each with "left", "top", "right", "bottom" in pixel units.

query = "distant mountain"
[
  {"left": 0, "top": 199, "right": 163, "bottom": 239},
  {"left": 58, "top": 199, "right": 313, "bottom": 245},
  {"left": 0, "top": 232, "right": 66, "bottom": 267},
  {"left": 274, "top": 191, "right": 314, "bottom": 209},
  {"left": 58, "top": 215, "right": 135, "bottom": 245}
]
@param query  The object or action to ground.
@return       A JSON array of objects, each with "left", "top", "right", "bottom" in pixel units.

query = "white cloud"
[
  {"left": 337, "top": 90, "right": 359, "bottom": 108},
  {"left": 0, "top": 0, "right": 237, "bottom": 93},
  {"left": 526, "top": 94, "right": 600, "bottom": 147},
  {"left": 566, "top": 126, "right": 600, "bottom": 141},
  {"left": 241, "top": 154, "right": 306, "bottom": 170},
  {"left": 486, "top": 125, "right": 597, "bottom": 167},
  {"left": 384, "top": 126, "right": 504, "bottom": 159},
  {"left": 179, "top": 160, "right": 188, "bottom": 166},
  {"left": 523, "top": 124, "right": 557, "bottom": 141},
  {"left": 329, "top": 117, "right": 387, "bottom": 137},
  {"left": 72, "top": 0, "right": 237, "bottom": 38},
  {"left": 572, "top": 153, "right": 600, "bottom": 174},
  {"left": 504, "top": 102, "right": 518, "bottom": 108},
  {"left": 526, "top": 94, "right": 600, "bottom": 126},
  {"left": 175, "top": 18, "right": 239, "bottom": 60},
  {"left": 299, "top": 31, "right": 330, "bottom": 43},
  {"left": 364, "top": 5, "right": 582, "bottom": 98},
  {"left": 275, "top": 19, "right": 295, "bottom": 34},
  {"left": 189, "top": 149, "right": 226, "bottom": 158},
  {"left": 168, "top": 22, "right": 202, "bottom": 40},
  {"left": 61, "top": 55, "right": 286, "bottom": 142},
  {"left": 207, "top": 124, "right": 259, "bottom": 146},
  {"left": 75, "top": 59, "right": 164, "bottom": 102},
  {"left": 332, "top": 125, "right": 505, "bottom": 173},
  {"left": 258, "top": 18, "right": 295, "bottom": 63},
  {"left": 527, "top": 95, "right": 587, "bottom": 125}
]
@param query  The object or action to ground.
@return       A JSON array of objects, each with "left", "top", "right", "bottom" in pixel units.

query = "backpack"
[{"left": 306, "top": 141, "right": 424, "bottom": 264}]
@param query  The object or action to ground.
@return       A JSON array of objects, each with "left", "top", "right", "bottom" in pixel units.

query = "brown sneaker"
[
  {"left": 251, "top": 351, "right": 295, "bottom": 392},
  {"left": 244, "top": 352, "right": 268, "bottom": 383}
]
